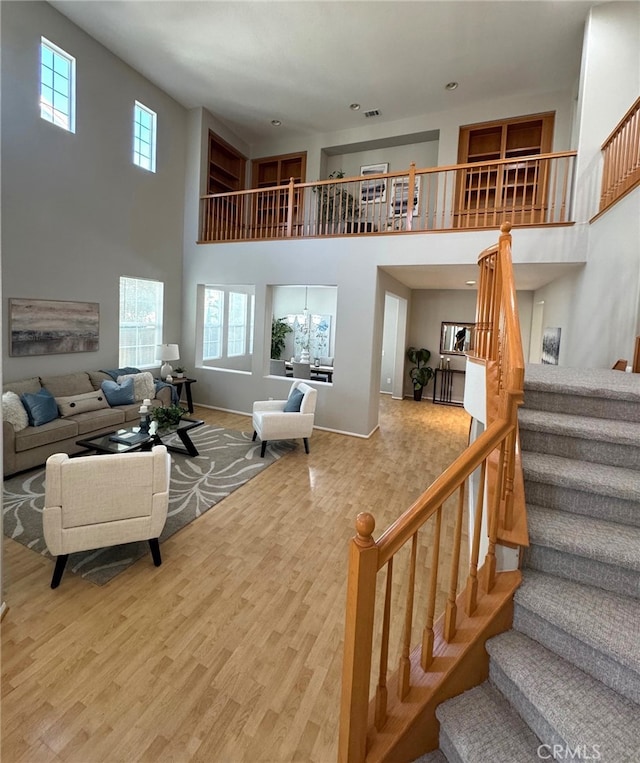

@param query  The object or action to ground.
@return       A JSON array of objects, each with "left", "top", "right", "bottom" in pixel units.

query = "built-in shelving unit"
[
  {"left": 251, "top": 152, "right": 306, "bottom": 235},
  {"left": 455, "top": 112, "right": 555, "bottom": 227}
]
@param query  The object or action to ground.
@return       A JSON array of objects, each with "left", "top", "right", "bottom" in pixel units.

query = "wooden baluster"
[
  {"left": 421, "top": 505, "right": 442, "bottom": 670},
  {"left": 398, "top": 532, "right": 418, "bottom": 700},
  {"left": 338, "top": 513, "right": 378, "bottom": 763},
  {"left": 502, "top": 427, "right": 517, "bottom": 531},
  {"left": 286, "top": 177, "right": 294, "bottom": 238},
  {"left": 466, "top": 459, "right": 486, "bottom": 617},
  {"left": 444, "top": 481, "right": 466, "bottom": 642},
  {"left": 406, "top": 163, "right": 416, "bottom": 231},
  {"left": 374, "top": 558, "right": 393, "bottom": 730},
  {"left": 484, "top": 439, "right": 505, "bottom": 593}
]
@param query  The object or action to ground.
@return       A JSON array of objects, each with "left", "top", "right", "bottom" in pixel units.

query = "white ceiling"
[{"left": 50, "top": 0, "right": 599, "bottom": 145}]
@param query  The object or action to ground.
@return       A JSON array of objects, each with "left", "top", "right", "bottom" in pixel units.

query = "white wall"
[
  {"left": 1, "top": 1, "right": 187, "bottom": 382},
  {"left": 326, "top": 141, "right": 440, "bottom": 180}
]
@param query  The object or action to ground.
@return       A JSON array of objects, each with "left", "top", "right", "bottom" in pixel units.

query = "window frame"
[
  {"left": 133, "top": 100, "right": 157, "bottom": 173},
  {"left": 40, "top": 37, "right": 76, "bottom": 133},
  {"left": 198, "top": 284, "right": 255, "bottom": 368},
  {"left": 119, "top": 276, "right": 164, "bottom": 369}
]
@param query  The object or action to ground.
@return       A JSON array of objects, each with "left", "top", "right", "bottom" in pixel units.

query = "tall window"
[
  {"left": 40, "top": 37, "right": 75, "bottom": 132},
  {"left": 201, "top": 285, "right": 254, "bottom": 364},
  {"left": 119, "top": 276, "right": 164, "bottom": 367},
  {"left": 133, "top": 101, "right": 157, "bottom": 172},
  {"left": 203, "top": 288, "right": 223, "bottom": 360}
]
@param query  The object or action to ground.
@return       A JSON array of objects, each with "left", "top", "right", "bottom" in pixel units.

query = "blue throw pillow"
[
  {"left": 20, "top": 388, "right": 58, "bottom": 427},
  {"left": 101, "top": 377, "right": 135, "bottom": 406},
  {"left": 283, "top": 388, "right": 304, "bottom": 412}
]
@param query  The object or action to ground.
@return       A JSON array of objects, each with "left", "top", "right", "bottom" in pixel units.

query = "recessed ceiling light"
[
  {"left": 465, "top": 280, "right": 476, "bottom": 286},
  {"left": 349, "top": 103, "right": 361, "bottom": 111},
  {"left": 270, "top": 119, "right": 282, "bottom": 127},
  {"left": 445, "top": 82, "right": 459, "bottom": 91}
]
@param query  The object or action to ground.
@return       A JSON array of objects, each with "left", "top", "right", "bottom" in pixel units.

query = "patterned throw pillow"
[
  {"left": 2, "top": 390, "right": 29, "bottom": 431},
  {"left": 55, "top": 390, "right": 110, "bottom": 417},
  {"left": 116, "top": 371, "right": 155, "bottom": 402}
]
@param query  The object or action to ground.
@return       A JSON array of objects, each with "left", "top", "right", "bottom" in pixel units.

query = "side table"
[
  {"left": 432, "top": 368, "right": 465, "bottom": 407},
  {"left": 170, "top": 377, "right": 197, "bottom": 413}
]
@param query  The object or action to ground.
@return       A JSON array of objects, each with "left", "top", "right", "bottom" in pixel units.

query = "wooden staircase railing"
[{"left": 338, "top": 223, "right": 526, "bottom": 763}]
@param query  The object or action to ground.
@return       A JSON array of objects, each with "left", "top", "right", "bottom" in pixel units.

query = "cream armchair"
[
  {"left": 43, "top": 445, "right": 171, "bottom": 588},
  {"left": 252, "top": 381, "right": 317, "bottom": 457}
]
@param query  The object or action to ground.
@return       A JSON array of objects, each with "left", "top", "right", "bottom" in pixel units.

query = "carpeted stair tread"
[
  {"left": 526, "top": 505, "right": 640, "bottom": 571},
  {"left": 522, "top": 452, "right": 640, "bottom": 502},
  {"left": 436, "top": 682, "right": 541, "bottom": 762},
  {"left": 515, "top": 570, "right": 640, "bottom": 674},
  {"left": 519, "top": 408, "right": 640, "bottom": 446},
  {"left": 487, "top": 630, "right": 640, "bottom": 758},
  {"left": 524, "top": 364, "right": 640, "bottom": 402},
  {"left": 412, "top": 749, "right": 447, "bottom": 763}
]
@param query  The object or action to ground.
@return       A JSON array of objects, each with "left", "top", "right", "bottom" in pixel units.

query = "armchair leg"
[
  {"left": 252, "top": 431, "right": 257, "bottom": 441},
  {"left": 303, "top": 437, "right": 310, "bottom": 454},
  {"left": 260, "top": 441, "right": 267, "bottom": 458},
  {"left": 51, "top": 554, "right": 69, "bottom": 589},
  {"left": 148, "top": 538, "right": 162, "bottom": 567}
]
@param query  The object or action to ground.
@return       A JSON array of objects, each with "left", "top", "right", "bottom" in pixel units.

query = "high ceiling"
[{"left": 50, "top": 0, "right": 599, "bottom": 146}]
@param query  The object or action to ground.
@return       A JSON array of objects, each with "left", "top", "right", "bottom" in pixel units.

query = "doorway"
[{"left": 381, "top": 293, "right": 408, "bottom": 399}]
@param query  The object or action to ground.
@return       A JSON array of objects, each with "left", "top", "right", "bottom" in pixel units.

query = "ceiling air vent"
[{"left": 364, "top": 109, "right": 381, "bottom": 118}]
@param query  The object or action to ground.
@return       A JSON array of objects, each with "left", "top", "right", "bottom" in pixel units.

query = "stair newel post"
[
  {"left": 374, "top": 558, "right": 393, "bottom": 731},
  {"left": 338, "top": 512, "right": 378, "bottom": 763},
  {"left": 398, "top": 532, "right": 419, "bottom": 699},
  {"left": 466, "top": 459, "right": 487, "bottom": 616},
  {"left": 421, "top": 505, "right": 442, "bottom": 670},
  {"left": 484, "top": 439, "right": 506, "bottom": 593},
  {"left": 406, "top": 163, "right": 416, "bottom": 231},
  {"left": 286, "top": 177, "right": 295, "bottom": 238},
  {"left": 502, "top": 426, "right": 517, "bottom": 531},
  {"left": 444, "top": 481, "right": 466, "bottom": 641}
]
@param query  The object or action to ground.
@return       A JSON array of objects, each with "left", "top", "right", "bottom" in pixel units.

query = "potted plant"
[
  {"left": 173, "top": 366, "right": 186, "bottom": 379},
  {"left": 407, "top": 347, "right": 434, "bottom": 401},
  {"left": 151, "top": 404, "right": 188, "bottom": 430},
  {"left": 271, "top": 317, "right": 293, "bottom": 359},
  {"left": 313, "top": 170, "right": 360, "bottom": 232}
]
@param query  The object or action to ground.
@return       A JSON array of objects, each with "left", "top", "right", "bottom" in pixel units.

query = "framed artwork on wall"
[
  {"left": 389, "top": 176, "right": 419, "bottom": 217},
  {"left": 360, "top": 163, "right": 389, "bottom": 203},
  {"left": 9, "top": 298, "right": 100, "bottom": 356},
  {"left": 541, "top": 327, "right": 561, "bottom": 365}
]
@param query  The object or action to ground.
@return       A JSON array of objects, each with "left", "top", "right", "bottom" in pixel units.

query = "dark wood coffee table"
[{"left": 77, "top": 418, "right": 204, "bottom": 457}]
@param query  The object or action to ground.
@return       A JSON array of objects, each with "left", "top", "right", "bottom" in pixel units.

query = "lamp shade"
[{"left": 158, "top": 343, "right": 180, "bottom": 362}]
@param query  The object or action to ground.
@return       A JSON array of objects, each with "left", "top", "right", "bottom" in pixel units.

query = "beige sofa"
[{"left": 3, "top": 370, "right": 171, "bottom": 477}]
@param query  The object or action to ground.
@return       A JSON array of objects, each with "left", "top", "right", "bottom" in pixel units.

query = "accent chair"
[
  {"left": 43, "top": 445, "right": 171, "bottom": 588},
  {"left": 252, "top": 381, "right": 317, "bottom": 457}
]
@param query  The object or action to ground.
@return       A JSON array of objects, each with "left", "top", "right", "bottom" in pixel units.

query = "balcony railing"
[
  {"left": 599, "top": 96, "right": 640, "bottom": 214},
  {"left": 199, "top": 153, "right": 576, "bottom": 243}
]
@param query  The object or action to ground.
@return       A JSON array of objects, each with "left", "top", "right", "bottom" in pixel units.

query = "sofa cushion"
[
  {"left": 3, "top": 376, "right": 41, "bottom": 397},
  {"left": 2, "top": 391, "right": 29, "bottom": 432},
  {"left": 101, "top": 378, "right": 135, "bottom": 406},
  {"left": 40, "top": 372, "right": 94, "bottom": 398},
  {"left": 116, "top": 371, "right": 155, "bottom": 402},
  {"left": 73, "top": 408, "right": 126, "bottom": 435},
  {"left": 88, "top": 370, "right": 113, "bottom": 390},
  {"left": 14, "top": 416, "right": 79, "bottom": 452},
  {"left": 21, "top": 388, "right": 59, "bottom": 427},
  {"left": 56, "top": 390, "right": 109, "bottom": 417}
]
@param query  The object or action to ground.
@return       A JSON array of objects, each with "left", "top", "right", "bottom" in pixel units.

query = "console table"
[{"left": 432, "top": 368, "right": 465, "bottom": 407}]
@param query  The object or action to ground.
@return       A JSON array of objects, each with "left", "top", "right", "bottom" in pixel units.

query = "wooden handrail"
[
  {"left": 199, "top": 153, "right": 576, "bottom": 242},
  {"left": 598, "top": 96, "right": 640, "bottom": 214},
  {"left": 338, "top": 223, "right": 526, "bottom": 763}
]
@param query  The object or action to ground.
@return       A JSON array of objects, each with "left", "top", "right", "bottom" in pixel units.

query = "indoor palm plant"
[
  {"left": 406, "top": 346, "right": 434, "bottom": 401},
  {"left": 271, "top": 317, "right": 293, "bottom": 359},
  {"left": 313, "top": 170, "right": 360, "bottom": 231}
]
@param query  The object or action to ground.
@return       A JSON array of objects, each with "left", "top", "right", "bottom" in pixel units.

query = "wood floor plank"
[{"left": 2, "top": 396, "right": 471, "bottom": 763}]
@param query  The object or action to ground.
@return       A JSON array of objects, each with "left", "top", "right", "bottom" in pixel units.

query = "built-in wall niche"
[
  {"left": 269, "top": 285, "right": 337, "bottom": 380},
  {"left": 196, "top": 283, "right": 255, "bottom": 373}
]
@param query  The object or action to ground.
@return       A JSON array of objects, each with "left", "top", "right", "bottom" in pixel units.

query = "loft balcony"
[{"left": 198, "top": 152, "right": 578, "bottom": 244}]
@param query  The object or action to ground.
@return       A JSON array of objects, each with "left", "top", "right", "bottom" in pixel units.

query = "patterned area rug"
[{"left": 3, "top": 425, "right": 292, "bottom": 585}]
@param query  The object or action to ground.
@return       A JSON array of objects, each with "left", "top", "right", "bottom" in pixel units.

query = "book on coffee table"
[{"left": 108, "top": 429, "right": 150, "bottom": 446}]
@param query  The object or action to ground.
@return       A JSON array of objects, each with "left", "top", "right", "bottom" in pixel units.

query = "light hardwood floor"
[{"left": 1, "top": 395, "right": 470, "bottom": 763}]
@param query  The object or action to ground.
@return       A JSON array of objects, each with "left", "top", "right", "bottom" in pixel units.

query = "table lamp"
[{"left": 158, "top": 343, "right": 180, "bottom": 380}]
